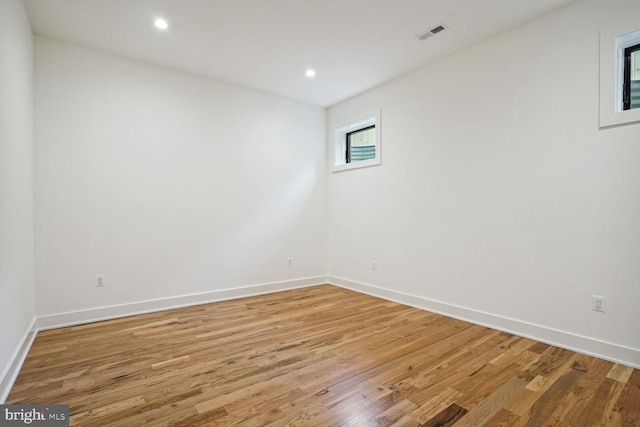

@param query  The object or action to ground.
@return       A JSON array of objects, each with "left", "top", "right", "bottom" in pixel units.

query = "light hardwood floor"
[{"left": 7, "top": 285, "right": 640, "bottom": 426}]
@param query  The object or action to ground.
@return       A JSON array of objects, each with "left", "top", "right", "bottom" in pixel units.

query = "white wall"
[
  {"left": 13, "top": 0, "right": 639, "bottom": 375},
  {"left": 34, "top": 37, "right": 327, "bottom": 316},
  {"left": 328, "top": 0, "right": 640, "bottom": 359},
  {"left": 0, "top": 0, "right": 36, "bottom": 397}
]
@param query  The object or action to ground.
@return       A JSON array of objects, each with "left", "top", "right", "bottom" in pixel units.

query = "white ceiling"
[{"left": 25, "top": 0, "right": 577, "bottom": 107}]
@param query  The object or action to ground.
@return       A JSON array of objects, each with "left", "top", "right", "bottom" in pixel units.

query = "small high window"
[
  {"left": 623, "top": 43, "right": 640, "bottom": 110},
  {"left": 332, "top": 111, "right": 381, "bottom": 172},
  {"left": 599, "top": 26, "right": 640, "bottom": 128}
]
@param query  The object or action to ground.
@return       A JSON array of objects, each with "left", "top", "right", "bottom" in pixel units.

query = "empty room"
[{"left": 1, "top": 0, "right": 639, "bottom": 425}]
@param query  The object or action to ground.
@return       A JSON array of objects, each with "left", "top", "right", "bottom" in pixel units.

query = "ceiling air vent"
[{"left": 416, "top": 24, "right": 446, "bottom": 41}]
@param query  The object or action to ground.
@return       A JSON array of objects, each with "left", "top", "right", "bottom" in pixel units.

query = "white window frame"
[
  {"left": 599, "top": 25, "right": 640, "bottom": 128},
  {"left": 332, "top": 110, "right": 381, "bottom": 172}
]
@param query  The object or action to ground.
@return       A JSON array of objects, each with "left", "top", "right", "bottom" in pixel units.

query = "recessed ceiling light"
[
  {"left": 305, "top": 69, "right": 316, "bottom": 78},
  {"left": 154, "top": 18, "right": 169, "bottom": 30}
]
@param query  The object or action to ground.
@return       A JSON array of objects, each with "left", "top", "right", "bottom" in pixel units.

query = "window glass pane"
[
  {"left": 350, "top": 126, "right": 375, "bottom": 147},
  {"left": 348, "top": 126, "right": 375, "bottom": 162},
  {"left": 631, "top": 50, "right": 640, "bottom": 109}
]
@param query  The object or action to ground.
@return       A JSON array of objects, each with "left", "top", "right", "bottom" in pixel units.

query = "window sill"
[{"left": 332, "top": 158, "right": 381, "bottom": 173}]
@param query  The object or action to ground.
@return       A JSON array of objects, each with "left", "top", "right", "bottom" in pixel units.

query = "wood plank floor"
[{"left": 7, "top": 285, "right": 640, "bottom": 426}]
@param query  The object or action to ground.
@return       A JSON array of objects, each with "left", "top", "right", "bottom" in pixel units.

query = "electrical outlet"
[
  {"left": 287, "top": 257, "right": 293, "bottom": 267},
  {"left": 96, "top": 274, "right": 105, "bottom": 287},
  {"left": 592, "top": 295, "right": 606, "bottom": 312},
  {"left": 371, "top": 260, "right": 377, "bottom": 271}
]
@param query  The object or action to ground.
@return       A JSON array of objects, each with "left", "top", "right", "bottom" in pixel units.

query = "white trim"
[
  {"left": 4, "top": 275, "right": 638, "bottom": 403},
  {"left": 328, "top": 275, "right": 640, "bottom": 369},
  {"left": 0, "top": 317, "right": 38, "bottom": 403},
  {"left": 38, "top": 276, "right": 326, "bottom": 330},
  {"left": 2, "top": 277, "right": 326, "bottom": 401}
]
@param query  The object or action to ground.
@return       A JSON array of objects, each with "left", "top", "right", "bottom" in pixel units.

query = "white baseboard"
[
  {"left": 0, "top": 317, "right": 38, "bottom": 403},
  {"left": 328, "top": 275, "right": 640, "bottom": 369},
  {"left": 5, "top": 275, "right": 637, "bottom": 404},
  {"left": 38, "top": 276, "right": 327, "bottom": 330},
  {"left": 2, "top": 277, "right": 326, "bottom": 401}
]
